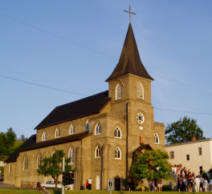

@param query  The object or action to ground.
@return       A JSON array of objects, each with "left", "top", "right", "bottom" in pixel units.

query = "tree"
[
  {"left": 0, "top": 128, "right": 16, "bottom": 156},
  {"left": 0, "top": 128, "right": 26, "bottom": 160},
  {"left": 130, "top": 149, "right": 172, "bottom": 187},
  {"left": 165, "top": 116, "right": 205, "bottom": 144},
  {"left": 37, "top": 150, "right": 74, "bottom": 189}
]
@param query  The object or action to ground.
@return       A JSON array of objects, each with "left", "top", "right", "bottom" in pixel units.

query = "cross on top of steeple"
[{"left": 124, "top": 5, "right": 136, "bottom": 23}]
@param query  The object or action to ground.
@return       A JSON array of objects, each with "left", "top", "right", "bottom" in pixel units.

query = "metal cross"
[{"left": 124, "top": 5, "right": 136, "bottom": 23}]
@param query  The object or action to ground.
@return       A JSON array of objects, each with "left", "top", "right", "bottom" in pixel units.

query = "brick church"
[{"left": 4, "top": 22, "right": 165, "bottom": 190}]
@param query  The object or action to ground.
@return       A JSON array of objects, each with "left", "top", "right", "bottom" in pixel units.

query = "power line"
[
  {"left": 155, "top": 107, "right": 212, "bottom": 117},
  {"left": 0, "top": 73, "right": 211, "bottom": 117},
  {"left": 3, "top": 13, "right": 212, "bottom": 97},
  {"left": 0, "top": 74, "right": 85, "bottom": 96},
  {"left": 1, "top": 14, "right": 211, "bottom": 117},
  {"left": 2, "top": 14, "right": 114, "bottom": 59}
]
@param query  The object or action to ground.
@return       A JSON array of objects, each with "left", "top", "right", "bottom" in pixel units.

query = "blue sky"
[{"left": 0, "top": 0, "right": 212, "bottom": 138}]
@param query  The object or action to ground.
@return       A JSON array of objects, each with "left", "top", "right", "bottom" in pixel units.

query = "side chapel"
[{"left": 4, "top": 22, "right": 165, "bottom": 190}]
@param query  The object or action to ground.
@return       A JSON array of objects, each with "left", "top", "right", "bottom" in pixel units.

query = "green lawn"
[
  {"left": 65, "top": 191, "right": 212, "bottom": 194},
  {"left": 1, "top": 190, "right": 212, "bottom": 194},
  {"left": 0, "top": 189, "right": 42, "bottom": 194}
]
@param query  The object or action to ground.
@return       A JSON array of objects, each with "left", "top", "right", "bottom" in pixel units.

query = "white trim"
[
  {"left": 41, "top": 131, "right": 46, "bottom": 141},
  {"left": 55, "top": 128, "right": 60, "bottom": 138},
  {"left": 95, "top": 122, "right": 101, "bottom": 135},
  {"left": 137, "top": 82, "right": 144, "bottom": 99},
  {"left": 37, "top": 154, "right": 42, "bottom": 169},
  {"left": 154, "top": 133, "right": 160, "bottom": 144},
  {"left": 8, "top": 164, "right": 11, "bottom": 174},
  {"left": 136, "top": 112, "right": 144, "bottom": 124},
  {"left": 115, "top": 83, "right": 122, "bottom": 100},
  {"left": 68, "top": 147, "right": 74, "bottom": 164},
  {"left": 69, "top": 124, "right": 75, "bottom": 135},
  {"left": 115, "top": 147, "right": 121, "bottom": 160},
  {"left": 85, "top": 120, "right": 90, "bottom": 132},
  {"left": 95, "top": 146, "right": 101, "bottom": 159},
  {"left": 23, "top": 156, "right": 28, "bottom": 170},
  {"left": 114, "top": 127, "right": 122, "bottom": 138}
]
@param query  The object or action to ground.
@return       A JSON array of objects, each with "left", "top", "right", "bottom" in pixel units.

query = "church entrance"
[
  {"left": 96, "top": 175, "right": 100, "bottom": 190},
  {"left": 114, "top": 176, "right": 121, "bottom": 190}
]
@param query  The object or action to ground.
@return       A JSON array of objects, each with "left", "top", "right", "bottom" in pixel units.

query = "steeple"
[{"left": 106, "top": 23, "right": 153, "bottom": 81}]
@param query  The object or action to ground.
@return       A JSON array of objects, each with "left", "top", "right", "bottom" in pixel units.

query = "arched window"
[
  {"left": 115, "top": 147, "right": 121, "bottom": 159},
  {"left": 137, "top": 82, "right": 144, "bottom": 99},
  {"left": 170, "top": 151, "right": 174, "bottom": 159},
  {"left": 154, "top": 133, "right": 160, "bottom": 144},
  {"left": 37, "top": 154, "right": 42, "bottom": 169},
  {"left": 115, "top": 83, "right": 122, "bottom": 100},
  {"left": 69, "top": 124, "right": 75, "bottom": 135},
  {"left": 8, "top": 164, "right": 11, "bottom": 174},
  {"left": 95, "top": 146, "right": 101, "bottom": 159},
  {"left": 95, "top": 122, "right": 101, "bottom": 135},
  {"left": 114, "top": 127, "right": 122, "bottom": 138},
  {"left": 23, "top": 156, "right": 28, "bottom": 170},
  {"left": 42, "top": 131, "right": 46, "bottom": 141},
  {"left": 85, "top": 120, "right": 90, "bottom": 132},
  {"left": 55, "top": 128, "right": 60, "bottom": 138},
  {"left": 69, "top": 147, "right": 74, "bottom": 164}
]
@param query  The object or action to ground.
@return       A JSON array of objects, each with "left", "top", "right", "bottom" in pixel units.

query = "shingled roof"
[
  {"left": 6, "top": 134, "right": 36, "bottom": 163},
  {"left": 22, "top": 132, "right": 90, "bottom": 152},
  {"left": 106, "top": 23, "right": 153, "bottom": 81},
  {"left": 6, "top": 132, "right": 90, "bottom": 163},
  {"left": 35, "top": 90, "right": 110, "bottom": 130}
]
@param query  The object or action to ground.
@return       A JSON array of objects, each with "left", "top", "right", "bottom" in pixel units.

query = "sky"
[{"left": 0, "top": 0, "right": 212, "bottom": 138}]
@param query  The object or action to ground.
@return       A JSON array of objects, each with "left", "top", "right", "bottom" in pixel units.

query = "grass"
[
  {"left": 1, "top": 190, "right": 212, "bottom": 194},
  {"left": 64, "top": 191, "right": 212, "bottom": 194},
  {"left": 0, "top": 188, "right": 42, "bottom": 194}
]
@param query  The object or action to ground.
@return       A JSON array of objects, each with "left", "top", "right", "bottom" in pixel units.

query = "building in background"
[{"left": 166, "top": 139, "right": 212, "bottom": 176}]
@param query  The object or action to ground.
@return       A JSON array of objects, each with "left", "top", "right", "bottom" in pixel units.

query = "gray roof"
[{"left": 165, "top": 138, "right": 212, "bottom": 147}]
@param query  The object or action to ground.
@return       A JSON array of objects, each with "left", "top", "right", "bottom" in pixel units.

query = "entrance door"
[
  {"left": 96, "top": 175, "right": 100, "bottom": 190},
  {"left": 114, "top": 176, "right": 121, "bottom": 190}
]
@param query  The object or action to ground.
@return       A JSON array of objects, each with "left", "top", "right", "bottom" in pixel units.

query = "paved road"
[{"left": 0, "top": 181, "right": 16, "bottom": 188}]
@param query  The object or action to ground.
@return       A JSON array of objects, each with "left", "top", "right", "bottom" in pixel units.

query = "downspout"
[
  {"left": 100, "top": 146, "right": 104, "bottom": 190},
  {"left": 126, "top": 103, "right": 129, "bottom": 188},
  {"left": 80, "top": 139, "right": 83, "bottom": 188}
]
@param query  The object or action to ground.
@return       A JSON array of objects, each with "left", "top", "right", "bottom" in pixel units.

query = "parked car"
[
  {"left": 41, "top": 181, "right": 62, "bottom": 189},
  {"left": 65, "top": 184, "right": 74, "bottom": 190}
]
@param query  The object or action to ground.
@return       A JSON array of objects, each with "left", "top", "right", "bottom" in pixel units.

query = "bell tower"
[
  {"left": 106, "top": 22, "right": 165, "bottom": 180},
  {"left": 106, "top": 23, "right": 153, "bottom": 104}
]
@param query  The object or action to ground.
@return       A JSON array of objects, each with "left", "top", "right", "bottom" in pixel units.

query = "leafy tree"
[
  {"left": 130, "top": 149, "right": 172, "bottom": 187},
  {"left": 165, "top": 116, "right": 205, "bottom": 144},
  {"left": 0, "top": 128, "right": 16, "bottom": 156},
  {"left": 37, "top": 150, "right": 74, "bottom": 189}
]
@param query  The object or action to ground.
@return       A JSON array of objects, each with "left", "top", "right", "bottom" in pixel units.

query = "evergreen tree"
[{"left": 0, "top": 128, "right": 16, "bottom": 156}]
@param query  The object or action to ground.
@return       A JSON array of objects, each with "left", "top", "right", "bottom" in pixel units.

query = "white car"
[
  {"left": 41, "top": 181, "right": 62, "bottom": 189},
  {"left": 65, "top": 184, "right": 74, "bottom": 190}
]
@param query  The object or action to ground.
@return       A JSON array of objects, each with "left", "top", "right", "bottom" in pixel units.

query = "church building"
[{"left": 4, "top": 22, "right": 165, "bottom": 190}]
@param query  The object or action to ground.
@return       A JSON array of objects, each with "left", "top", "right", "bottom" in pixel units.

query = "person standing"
[
  {"left": 203, "top": 179, "right": 208, "bottom": 192},
  {"left": 194, "top": 176, "right": 200, "bottom": 192}
]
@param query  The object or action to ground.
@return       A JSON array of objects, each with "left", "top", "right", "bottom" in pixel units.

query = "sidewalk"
[{"left": 0, "top": 181, "right": 16, "bottom": 189}]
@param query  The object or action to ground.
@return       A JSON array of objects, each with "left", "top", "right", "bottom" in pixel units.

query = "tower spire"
[{"left": 106, "top": 24, "right": 153, "bottom": 82}]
